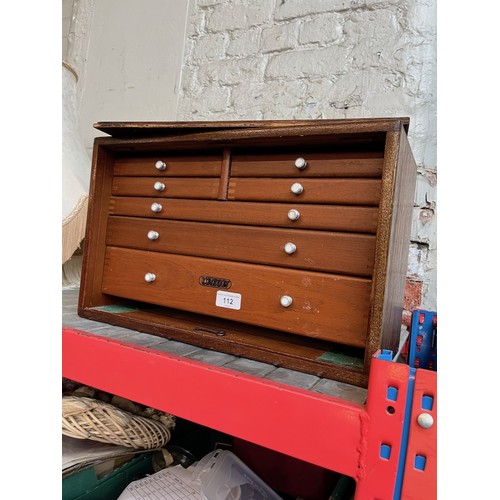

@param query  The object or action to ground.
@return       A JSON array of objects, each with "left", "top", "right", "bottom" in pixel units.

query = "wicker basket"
[{"left": 62, "top": 396, "right": 173, "bottom": 450}]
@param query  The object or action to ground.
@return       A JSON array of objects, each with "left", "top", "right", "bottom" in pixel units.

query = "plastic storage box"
[
  {"left": 191, "top": 449, "right": 282, "bottom": 500},
  {"left": 62, "top": 453, "right": 154, "bottom": 500}
]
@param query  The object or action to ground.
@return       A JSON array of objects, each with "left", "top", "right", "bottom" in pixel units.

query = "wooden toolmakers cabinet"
[{"left": 78, "top": 118, "right": 417, "bottom": 387}]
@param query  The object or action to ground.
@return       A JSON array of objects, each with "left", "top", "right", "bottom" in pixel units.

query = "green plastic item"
[{"left": 62, "top": 453, "right": 154, "bottom": 500}]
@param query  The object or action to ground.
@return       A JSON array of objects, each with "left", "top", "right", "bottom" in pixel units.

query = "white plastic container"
[{"left": 191, "top": 449, "right": 282, "bottom": 500}]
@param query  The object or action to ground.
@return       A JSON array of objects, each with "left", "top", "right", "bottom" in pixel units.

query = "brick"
[
  {"left": 191, "top": 33, "right": 226, "bottom": 62},
  {"left": 266, "top": 45, "right": 350, "bottom": 79},
  {"left": 198, "top": 57, "right": 265, "bottom": 86},
  {"left": 332, "top": 69, "right": 415, "bottom": 117},
  {"left": 261, "top": 23, "right": 299, "bottom": 53},
  {"left": 297, "top": 79, "right": 339, "bottom": 118},
  {"left": 185, "top": 8, "right": 206, "bottom": 37},
  {"left": 207, "top": 0, "right": 274, "bottom": 31},
  {"left": 403, "top": 279, "right": 423, "bottom": 313},
  {"left": 231, "top": 80, "right": 308, "bottom": 116},
  {"left": 299, "top": 13, "right": 343, "bottom": 45},
  {"left": 327, "top": 72, "right": 366, "bottom": 111},
  {"left": 344, "top": 9, "right": 402, "bottom": 70},
  {"left": 330, "top": 70, "right": 405, "bottom": 113},
  {"left": 196, "top": 0, "right": 223, "bottom": 6},
  {"left": 227, "top": 28, "right": 261, "bottom": 57},
  {"left": 407, "top": 243, "right": 428, "bottom": 281},
  {"left": 275, "top": 0, "right": 351, "bottom": 20},
  {"left": 202, "top": 85, "right": 231, "bottom": 112},
  {"left": 408, "top": 1, "right": 437, "bottom": 36},
  {"left": 178, "top": 84, "right": 230, "bottom": 116}
]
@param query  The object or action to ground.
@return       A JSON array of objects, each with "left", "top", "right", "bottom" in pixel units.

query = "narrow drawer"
[
  {"left": 112, "top": 177, "right": 220, "bottom": 199},
  {"left": 102, "top": 246, "right": 371, "bottom": 347},
  {"left": 228, "top": 178, "right": 381, "bottom": 205},
  {"left": 113, "top": 155, "right": 222, "bottom": 176},
  {"left": 106, "top": 217, "right": 376, "bottom": 276},
  {"left": 231, "top": 152, "right": 384, "bottom": 177},
  {"left": 109, "top": 198, "right": 379, "bottom": 234}
]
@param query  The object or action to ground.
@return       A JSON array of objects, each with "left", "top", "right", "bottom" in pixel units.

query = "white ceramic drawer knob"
[
  {"left": 154, "top": 181, "right": 165, "bottom": 192},
  {"left": 290, "top": 182, "right": 304, "bottom": 195},
  {"left": 287, "top": 209, "right": 300, "bottom": 221},
  {"left": 294, "top": 157, "right": 307, "bottom": 170},
  {"left": 280, "top": 295, "right": 293, "bottom": 308},
  {"left": 151, "top": 202, "right": 163, "bottom": 213},
  {"left": 147, "top": 230, "right": 159, "bottom": 240},
  {"left": 284, "top": 242, "right": 297, "bottom": 255},
  {"left": 155, "top": 160, "right": 166, "bottom": 171},
  {"left": 144, "top": 273, "right": 156, "bottom": 283}
]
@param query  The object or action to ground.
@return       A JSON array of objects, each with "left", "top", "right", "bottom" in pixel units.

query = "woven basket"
[{"left": 62, "top": 396, "right": 172, "bottom": 450}]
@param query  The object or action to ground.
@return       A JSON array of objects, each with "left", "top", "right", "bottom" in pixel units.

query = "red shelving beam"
[{"left": 62, "top": 326, "right": 436, "bottom": 499}]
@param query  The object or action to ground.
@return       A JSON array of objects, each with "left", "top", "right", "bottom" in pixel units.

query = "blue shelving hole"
[
  {"left": 414, "top": 454, "right": 427, "bottom": 471},
  {"left": 380, "top": 444, "right": 392, "bottom": 460},
  {"left": 422, "top": 395, "right": 434, "bottom": 411},
  {"left": 387, "top": 386, "right": 398, "bottom": 401}
]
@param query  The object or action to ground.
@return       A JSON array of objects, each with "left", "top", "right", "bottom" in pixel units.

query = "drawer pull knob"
[
  {"left": 294, "top": 157, "right": 307, "bottom": 170},
  {"left": 144, "top": 273, "right": 156, "bottom": 283},
  {"left": 280, "top": 295, "right": 293, "bottom": 308},
  {"left": 154, "top": 181, "right": 165, "bottom": 192},
  {"left": 155, "top": 160, "right": 167, "bottom": 171},
  {"left": 147, "top": 230, "right": 159, "bottom": 240},
  {"left": 290, "top": 182, "right": 304, "bottom": 195},
  {"left": 284, "top": 242, "right": 297, "bottom": 255},
  {"left": 151, "top": 202, "right": 163, "bottom": 213},
  {"left": 287, "top": 209, "right": 300, "bottom": 221}
]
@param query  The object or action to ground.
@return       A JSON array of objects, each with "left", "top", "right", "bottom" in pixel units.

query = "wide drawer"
[
  {"left": 231, "top": 152, "right": 384, "bottom": 177},
  {"left": 101, "top": 246, "right": 371, "bottom": 347},
  {"left": 108, "top": 198, "right": 379, "bottom": 233},
  {"left": 228, "top": 178, "right": 381, "bottom": 205},
  {"left": 112, "top": 177, "right": 220, "bottom": 199},
  {"left": 106, "top": 216, "right": 376, "bottom": 276},
  {"left": 113, "top": 155, "right": 222, "bottom": 176}
]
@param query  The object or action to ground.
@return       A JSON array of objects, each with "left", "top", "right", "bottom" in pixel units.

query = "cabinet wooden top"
[{"left": 94, "top": 117, "right": 410, "bottom": 138}]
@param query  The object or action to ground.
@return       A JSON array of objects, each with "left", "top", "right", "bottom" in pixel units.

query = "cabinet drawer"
[
  {"left": 106, "top": 217, "right": 376, "bottom": 276},
  {"left": 231, "top": 153, "right": 383, "bottom": 177},
  {"left": 112, "top": 177, "right": 220, "bottom": 199},
  {"left": 114, "top": 155, "right": 222, "bottom": 177},
  {"left": 109, "top": 198, "right": 379, "bottom": 233},
  {"left": 228, "top": 178, "right": 381, "bottom": 205},
  {"left": 102, "top": 246, "right": 371, "bottom": 347}
]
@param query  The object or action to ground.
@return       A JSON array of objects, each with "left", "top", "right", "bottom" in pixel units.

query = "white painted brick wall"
[
  {"left": 299, "top": 14, "right": 343, "bottom": 45},
  {"left": 207, "top": 0, "right": 275, "bottom": 31},
  {"left": 261, "top": 23, "right": 299, "bottom": 53},
  {"left": 178, "top": 0, "right": 437, "bottom": 312}
]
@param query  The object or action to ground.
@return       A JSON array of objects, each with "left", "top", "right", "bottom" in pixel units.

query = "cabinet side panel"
[
  {"left": 78, "top": 142, "right": 116, "bottom": 310},
  {"left": 365, "top": 127, "right": 417, "bottom": 368},
  {"left": 380, "top": 126, "right": 417, "bottom": 352}
]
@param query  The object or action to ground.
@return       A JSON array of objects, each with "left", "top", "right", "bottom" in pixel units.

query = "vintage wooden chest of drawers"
[{"left": 78, "top": 118, "right": 417, "bottom": 387}]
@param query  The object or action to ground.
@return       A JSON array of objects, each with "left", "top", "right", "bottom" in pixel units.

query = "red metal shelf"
[{"left": 62, "top": 324, "right": 436, "bottom": 498}]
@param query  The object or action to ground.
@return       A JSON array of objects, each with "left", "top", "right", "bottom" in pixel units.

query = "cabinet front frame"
[{"left": 78, "top": 120, "right": 415, "bottom": 387}]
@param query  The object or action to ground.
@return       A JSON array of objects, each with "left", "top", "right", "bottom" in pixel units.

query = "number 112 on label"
[{"left": 216, "top": 291, "right": 242, "bottom": 310}]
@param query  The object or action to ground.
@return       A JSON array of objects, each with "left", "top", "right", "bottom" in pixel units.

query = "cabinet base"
[{"left": 78, "top": 299, "right": 368, "bottom": 387}]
